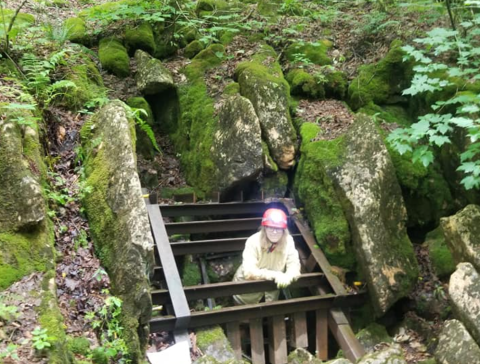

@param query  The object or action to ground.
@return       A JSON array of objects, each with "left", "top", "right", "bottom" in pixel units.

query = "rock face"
[
  {"left": 193, "top": 326, "right": 242, "bottom": 364},
  {"left": 0, "top": 112, "right": 45, "bottom": 231},
  {"left": 288, "top": 348, "right": 323, "bottom": 364},
  {"left": 328, "top": 115, "right": 418, "bottom": 316},
  {"left": 441, "top": 204, "right": 480, "bottom": 271},
  {"left": 135, "top": 49, "right": 174, "bottom": 95},
  {"left": 237, "top": 46, "right": 296, "bottom": 169},
  {"left": 81, "top": 101, "right": 155, "bottom": 362},
  {"left": 356, "top": 323, "right": 393, "bottom": 353},
  {"left": 435, "top": 319, "right": 480, "bottom": 364},
  {"left": 357, "top": 344, "right": 406, "bottom": 364},
  {"left": 211, "top": 95, "right": 263, "bottom": 193},
  {"left": 448, "top": 262, "right": 480, "bottom": 344}
]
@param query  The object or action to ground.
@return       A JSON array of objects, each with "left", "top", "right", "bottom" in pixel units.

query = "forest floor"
[{"left": 0, "top": 0, "right": 454, "bottom": 363}]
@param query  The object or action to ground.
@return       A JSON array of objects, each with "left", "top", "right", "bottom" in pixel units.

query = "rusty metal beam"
[
  {"left": 152, "top": 273, "right": 326, "bottom": 304},
  {"left": 150, "top": 293, "right": 365, "bottom": 332},
  {"left": 165, "top": 217, "right": 262, "bottom": 235}
]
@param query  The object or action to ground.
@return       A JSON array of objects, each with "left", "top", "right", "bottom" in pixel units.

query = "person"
[{"left": 233, "top": 208, "right": 301, "bottom": 305}]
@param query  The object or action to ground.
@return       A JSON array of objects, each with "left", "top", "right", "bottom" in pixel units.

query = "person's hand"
[{"left": 275, "top": 273, "right": 293, "bottom": 289}]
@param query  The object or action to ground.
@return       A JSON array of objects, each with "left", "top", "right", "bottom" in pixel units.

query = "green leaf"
[
  {"left": 459, "top": 104, "right": 480, "bottom": 114},
  {"left": 429, "top": 135, "right": 450, "bottom": 147},
  {"left": 460, "top": 175, "right": 480, "bottom": 190},
  {"left": 450, "top": 117, "right": 475, "bottom": 128}
]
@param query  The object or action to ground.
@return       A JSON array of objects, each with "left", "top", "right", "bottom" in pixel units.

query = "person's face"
[{"left": 265, "top": 226, "right": 284, "bottom": 243}]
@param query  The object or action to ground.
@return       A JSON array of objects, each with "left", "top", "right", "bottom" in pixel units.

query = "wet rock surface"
[{"left": 435, "top": 319, "right": 480, "bottom": 364}]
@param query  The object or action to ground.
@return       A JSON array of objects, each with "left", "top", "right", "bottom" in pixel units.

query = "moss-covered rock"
[
  {"left": 81, "top": 101, "right": 155, "bottom": 361},
  {"left": 348, "top": 40, "right": 413, "bottom": 110},
  {"left": 293, "top": 123, "right": 353, "bottom": 269},
  {"left": 286, "top": 69, "right": 325, "bottom": 99},
  {"left": 98, "top": 37, "right": 130, "bottom": 77},
  {"left": 435, "top": 319, "right": 480, "bottom": 364},
  {"left": 257, "top": 0, "right": 282, "bottom": 18},
  {"left": 125, "top": 22, "right": 155, "bottom": 55},
  {"left": 223, "top": 82, "right": 240, "bottom": 96},
  {"left": 356, "top": 323, "right": 393, "bottom": 353},
  {"left": 58, "top": 54, "right": 106, "bottom": 111},
  {"left": 182, "top": 255, "right": 202, "bottom": 286},
  {"left": 440, "top": 204, "right": 480, "bottom": 271},
  {"left": 425, "top": 227, "right": 455, "bottom": 279},
  {"left": 324, "top": 68, "right": 348, "bottom": 100},
  {"left": 195, "top": 326, "right": 239, "bottom": 363},
  {"left": 236, "top": 45, "right": 297, "bottom": 169},
  {"left": 39, "top": 271, "right": 74, "bottom": 364},
  {"left": 262, "top": 171, "right": 288, "bottom": 198},
  {"left": 135, "top": 50, "right": 174, "bottom": 95},
  {"left": 67, "top": 336, "right": 91, "bottom": 355},
  {"left": 357, "top": 344, "right": 406, "bottom": 363},
  {"left": 152, "top": 23, "right": 178, "bottom": 59},
  {"left": 64, "top": 17, "right": 88, "bottom": 45},
  {"left": 285, "top": 41, "right": 333, "bottom": 66},
  {"left": 288, "top": 348, "right": 322, "bottom": 364},
  {"left": 184, "top": 40, "right": 205, "bottom": 59}
]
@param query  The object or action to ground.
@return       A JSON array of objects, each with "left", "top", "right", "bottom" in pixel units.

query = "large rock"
[
  {"left": 193, "top": 326, "right": 242, "bottom": 364},
  {"left": 357, "top": 344, "right": 406, "bottom": 364},
  {"left": 328, "top": 115, "right": 418, "bottom": 316},
  {"left": 288, "top": 348, "right": 322, "bottom": 364},
  {"left": 211, "top": 95, "right": 263, "bottom": 193},
  {"left": 356, "top": 323, "right": 393, "bottom": 354},
  {"left": 81, "top": 101, "right": 155, "bottom": 362},
  {"left": 435, "top": 319, "right": 480, "bottom": 364},
  {"left": 448, "top": 262, "right": 480, "bottom": 344},
  {"left": 236, "top": 46, "right": 296, "bottom": 169},
  {"left": 0, "top": 108, "right": 45, "bottom": 231},
  {"left": 135, "top": 49, "right": 174, "bottom": 95},
  {"left": 441, "top": 204, "right": 480, "bottom": 271}
]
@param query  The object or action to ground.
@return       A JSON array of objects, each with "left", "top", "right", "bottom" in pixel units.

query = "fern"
[{"left": 125, "top": 105, "right": 161, "bottom": 153}]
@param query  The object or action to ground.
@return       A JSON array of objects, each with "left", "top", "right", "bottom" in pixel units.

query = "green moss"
[
  {"left": 39, "top": 271, "right": 73, "bottom": 364},
  {"left": 64, "top": 18, "right": 88, "bottom": 45},
  {"left": 293, "top": 123, "right": 354, "bottom": 269},
  {"left": 0, "top": 226, "right": 53, "bottom": 289},
  {"left": 426, "top": 227, "right": 455, "bottom": 278},
  {"left": 263, "top": 171, "right": 288, "bottom": 198},
  {"left": 98, "top": 38, "right": 130, "bottom": 78},
  {"left": 358, "top": 102, "right": 411, "bottom": 126},
  {"left": 348, "top": 40, "right": 413, "bottom": 110},
  {"left": 195, "top": 0, "right": 229, "bottom": 15},
  {"left": 223, "top": 82, "right": 240, "bottom": 96},
  {"left": 182, "top": 255, "right": 202, "bottom": 286},
  {"left": 257, "top": 0, "right": 282, "bottom": 18},
  {"left": 286, "top": 69, "right": 325, "bottom": 99},
  {"left": 324, "top": 69, "right": 348, "bottom": 100},
  {"left": 285, "top": 41, "right": 332, "bottom": 66},
  {"left": 60, "top": 55, "right": 105, "bottom": 110},
  {"left": 184, "top": 40, "right": 205, "bottom": 59},
  {"left": 262, "top": 141, "right": 278, "bottom": 172},
  {"left": 91, "top": 347, "right": 108, "bottom": 364},
  {"left": 152, "top": 23, "right": 178, "bottom": 59},
  {"left": 171, "top": 44, "right": 225, "bottom": 193},
  {"left": 125, "top": 22, "right": 155, "bottom": 55},
  {"left": 67, "top": 336, "right": 91, "bottom": 355},
  {"left": 196, "top": 326, "right": 230, "bottom": 349},
  {"left": 219, "top": 31, "right": 235, "bottom": 45}
]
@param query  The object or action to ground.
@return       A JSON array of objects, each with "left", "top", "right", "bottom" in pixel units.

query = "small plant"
[
  {"left": 0, "top": 302, "right": 19, "bottom": 322},
  {"left": 125, "top": 105, "right": 161, "bottom": 153},
  {"left": 31, "top": 327, "right": 52, "bottom": 351},
  {"left": 85, "top": 294, "right": 130, "bottom": 363},
  {"left": 291, "top": 53, "right": 314, "bottom": 68},
  {"left": 74, "top": 229, "right": 89, "bottom": 250},
  {"left": 0, "top": 344, "right": 20, "bottom": 360}
]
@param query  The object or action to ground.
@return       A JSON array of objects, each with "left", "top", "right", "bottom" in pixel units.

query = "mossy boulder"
[
  {"left": 286, "top": 69, "right": 325, "bottom": 99},
  {"left": 64, "top": 17, "right": 88, "bottom": 45},
  {"left": 301, "top": 115, "right": 418, "bottom": 315},
  {"left": 211, "top": 95, "right": 263, "bottom": 194},
  {"left": 184, "top": 40, "right": 205, "bottom": 59},
  {"left": 195, "top": 326, "right": 239, "bottom": 364},
  {"left": 435, "top": 319, "right": 480, "bottom": 364},
  {"left": 182, "top": 255, "right": 202, "bottom": 286},
  {"left": 425, "top": 227, "right": 455, "bottom": 279},
  {"left": 0, "top": 104, "right": 46, "bottom": 231},
  {"left": 257, "top": 0, "right": 282, "bottom": 18},
  {"left": 81, "top": 101, "right": 155, "bottom": 361},
  {"left": 195, "top": 0, "right": 230, "bottom": 15},
  {"left": 285, "top": 41, "right": 333, "bottom": 66},
  {"left": 152, "top": 23, "right": 178, "bottom": 59},
  {"left": 262, "top": 171, "right": 288, "bottom": 198},
  {"left": 126, "top": 96, "right": 156, "bottom": 160},
  {"left": 98, "top": 38, "right": 130, "bottom": 77},
  {"left": 293, "top": 123, "right": 353, "bottom": 269},
  {"left": 356, "top": 323, "right": 392, "bottom": 353},
  {"left": 348, "top": 40, "right": 413, "bottom": 110},
  {"left": 58, "top": 54, "right": 105, "bottom": 111},
  {"left": 288, "top": 348, "right": 323, "bottom": 364},
  {"left": 448, "top": 262, "right": 480, "bottom": 344},
  {"left": 171, "top": 44, "right": 223, "bottom": 194},
  {"left": 324, "top": 68, "right": 348, "bottom": 100},
  {"left": 135, "top": 49, "right": 174, "bottom": 95},
  {"left": 125, "top": 22, "right": 155, "bottom": 55},
  {"left": 440, "top": 204, "right": 480, "bottom": 271},
  {"left": 357, "top": 344, "right": 406, "bottom": 364},
  {"left": 67, "top": 336, "right": 91, "bottom": 355},
  {"left": 236, "top": 45, "right": 297, "bottom": 169}
]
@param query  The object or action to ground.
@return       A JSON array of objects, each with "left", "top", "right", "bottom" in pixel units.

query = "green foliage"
[
  {"left": 124, "top": 104, "right": 161, "bottom": 153},
  {"left": 0, "top": 301, "right": 19, "bottom": 322},
  {"left": 0, "top": 344, "right": 20, "bottom": 360},
  {"left": 32, "top": 327, "right": 52, "bottom": 351},
  {"left": 387, "top": 18, "right": 480, "bottom": 189},
  {"left": 85, "top": 294, "right": 130, "bottom": 364}
]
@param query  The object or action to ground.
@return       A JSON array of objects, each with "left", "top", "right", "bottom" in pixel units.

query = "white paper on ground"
[{"left": 147, "top": 341, "right": 192, "bottom": 364}]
